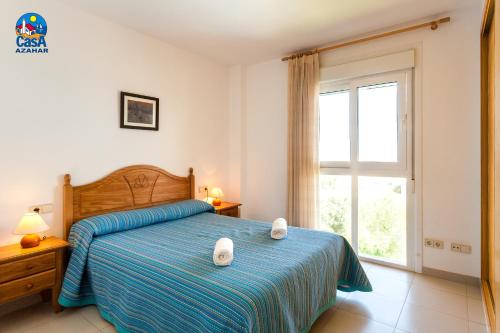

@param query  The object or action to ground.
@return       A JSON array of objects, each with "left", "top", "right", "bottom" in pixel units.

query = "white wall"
[
  {"left": 233, "top": 5, "right": 482, "bottom": 277},
  {"left": 0, "top": 0, "right": 231, "bottom": 245},
  {"left": 242, "top": 60, "right": 288, "bottom": 220},
  {"left": 226, "top": 66, "right": 245, "bottom": 202}
]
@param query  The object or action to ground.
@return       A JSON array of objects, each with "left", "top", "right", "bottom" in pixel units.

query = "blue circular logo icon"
[{"left": 15, "top": 13, "right": 47, "bottom": 39}]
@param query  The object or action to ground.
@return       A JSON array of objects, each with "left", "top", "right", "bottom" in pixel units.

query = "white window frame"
[
  {"left": 319, "top": 69, "right": 414, "bottom": 269},
  {"left": 320, "top": 70, "right": 412, "bottom": 172}
]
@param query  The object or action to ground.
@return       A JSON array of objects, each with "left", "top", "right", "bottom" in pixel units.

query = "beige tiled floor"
[
  {"left": 311, "top": 261, "right": 487, "bottom": 333},
  {"left": 0, "top": 261, "right": 487, "bottom": 333}
]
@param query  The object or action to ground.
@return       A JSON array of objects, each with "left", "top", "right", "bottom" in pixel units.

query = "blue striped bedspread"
[{"left": 59, "top": 200, "right": 371, "bottom": 333}]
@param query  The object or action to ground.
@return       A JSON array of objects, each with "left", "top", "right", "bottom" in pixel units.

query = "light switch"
[{"left": 29, "top": 204, "right": 53, "bottom": 214}]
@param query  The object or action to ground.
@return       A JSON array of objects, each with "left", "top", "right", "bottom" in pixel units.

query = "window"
[
  {"left": 319, "top": 175, "right": 351, "bottom": 241},
  {"left": 319, "top": 70, "right": 412, "bottom": 268},
  {"left": 319, "top": 91, "right": 350, "bottom": 162},
  {"left": 358, "top": 83, "right": 398, "bottom": 162}
]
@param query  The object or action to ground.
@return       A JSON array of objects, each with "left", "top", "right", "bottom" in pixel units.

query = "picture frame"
[{"left": 120, "top": 92, "right": 159, "bottom": 131}]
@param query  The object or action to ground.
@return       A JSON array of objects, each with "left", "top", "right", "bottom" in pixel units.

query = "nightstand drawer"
[
  {"left": 220, "top": 207, "right": 239, "bottom": 217},
  {"left": 0, "top": 252, "right": 55, "bottom": 283},
  {"left": 0, "top": 269, "right": 56, "bottom": 304}
]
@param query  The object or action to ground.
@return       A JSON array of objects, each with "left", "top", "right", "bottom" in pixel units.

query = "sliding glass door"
[{"left": 319, "top": 70, "right": 413, "bottom": 269}]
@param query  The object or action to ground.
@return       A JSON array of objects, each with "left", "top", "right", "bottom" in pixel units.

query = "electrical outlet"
[
  {"left": 424, "top": 238, "right": 434, "bottom": 247},
  {"left": 198, "top": 186, "right": 208, "bottom": 193},
  {"left": 460, "top": 244, "right": 472, "bottom": 254},
  {"left": 451, "top": 242, "right": 472, "bottom": 254},
  {"left": 29, "top": 204, "right": 53, "bottom": 214},
  {"left": 424, "top": 238, "right": 444, "bottom": 249}
]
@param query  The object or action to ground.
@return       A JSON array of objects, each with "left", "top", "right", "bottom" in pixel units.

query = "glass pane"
[
  {"left": 358, "top": 176, "right": 406, "bottom": 264},
  {"left": 319, "top": 175, "right": 352, "bottom": 242},
  {"left": 358, "top": 82, "right": 398, "bottom": 162},
  {"left": 319, "top": 91, "right": 350, "bottom": 162}
]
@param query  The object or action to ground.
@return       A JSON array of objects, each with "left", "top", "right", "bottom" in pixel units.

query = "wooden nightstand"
[
  {"left": 0, "top": 237, "right": 69, "bottom": 313},
  {"left": 214, "top": 202, "right": 242, "bottom": 218}
]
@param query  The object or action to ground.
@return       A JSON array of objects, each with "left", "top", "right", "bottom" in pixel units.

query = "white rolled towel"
[
  {"left": 213, "top": 238, "right": 234, "bottom": 266},
  {"left": 271, "top": 218, "right": 288, "bottom": 240}
]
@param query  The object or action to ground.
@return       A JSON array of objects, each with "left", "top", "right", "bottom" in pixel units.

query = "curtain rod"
[{"left": 281, "top": 16, "right": 451, "bottom": 61}]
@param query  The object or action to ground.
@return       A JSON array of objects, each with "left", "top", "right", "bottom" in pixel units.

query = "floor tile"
[
  {"left": 22, "top": 308, "right": 99, "bottom": 333},
  {"left": 468, "top": 321, "right": 487, "bottom": 333},
  {"left": 406, "top": 284, "right": 468, "bottom": 319},
  {"left": 466, "top": 285, "right": 482, "bottom": 301},
  {"left": 336, "top": 290, "right": 350, "bottom": 306},
  {"left": 0, "top": 303, "right": 55, "bottom": 333},
  {"left": 396, "top": 302, "right": 468, "bottom": 333},
  {"left": 309, "top": 306, "right": 337, "bottom": 332},
  {"left": 0, "top": 295, "right": 42, "bottom": 318},
  {"left": 101, "top": 325, "right": 117, "bottom": 333},
  {"left": 412, "top": 274, "right": 467, "bottom": 296},
  {"left": 368, "top": 264, "right": 415, "bottom": 284},
  {"left": 360, "top": 261, "right": 377, "bottom": 272},
  {"left": 366, "top": 269, "right": 411, "bottom": 301},
  {"left": 80, "top": 305, "right": 111, "bottom": 329},
  {"left": 316, "top": 308, "right": 394, "bottom": 333},
  {"left": 339, "top": 290, "right": 404, "bottom": 326},
  {"left": 467, "top": 299, "right": 486, "bottom": 324}
]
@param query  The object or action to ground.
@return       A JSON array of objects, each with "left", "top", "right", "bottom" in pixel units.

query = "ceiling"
[{"left": 61, "top": 0, "right": 476, "bottom": 65}]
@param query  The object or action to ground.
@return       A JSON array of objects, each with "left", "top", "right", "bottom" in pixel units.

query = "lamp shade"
[
  {"left": 210, "top": 187, "right": 224, "bottom": 198},
  {"left": 14, "top": 213, "right": 49, "bottom": 235}
]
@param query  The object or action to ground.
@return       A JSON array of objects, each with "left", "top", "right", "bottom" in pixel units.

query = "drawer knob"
[
  {"left": 26, "top": 264, "right": 34, "bottom": 270},
  {"left": 25, "top": 283, "right": 34, "bottom": 290}
]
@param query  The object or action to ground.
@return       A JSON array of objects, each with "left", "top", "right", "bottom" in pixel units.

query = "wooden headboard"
[{"left": 63, "top": 165, "right": 195, "bottom": 240}]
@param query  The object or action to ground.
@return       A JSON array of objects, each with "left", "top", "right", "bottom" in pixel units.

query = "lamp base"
[
  {"left": 213, "top": 198, "right": 222, "bottom": 206},
  {"left": 20, "top": 234, "right": 41, "bottom": 248}
]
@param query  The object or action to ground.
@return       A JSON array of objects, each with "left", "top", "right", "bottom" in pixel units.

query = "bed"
[{"left": 58, "top": 165, "right": 371, "bottom": 333}]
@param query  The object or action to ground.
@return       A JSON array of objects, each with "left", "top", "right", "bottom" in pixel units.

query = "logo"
[
  {"left": 15, "top": 13, "right": 48, "bottom": 54},
  {"left": 133, "top": 174, "right": 149, "bottom": 188}
]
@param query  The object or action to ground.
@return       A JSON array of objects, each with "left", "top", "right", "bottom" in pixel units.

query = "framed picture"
[{"left": 120, "top": 92, "right": 159, "bottom": 131}]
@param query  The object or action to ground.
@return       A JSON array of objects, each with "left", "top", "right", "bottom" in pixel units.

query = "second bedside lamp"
[
  {"left": 14, "top": 209, "right": 49, "bottom": 248},
  {"left": 211, "top": 187, "right": 224, "bottom": 206}
]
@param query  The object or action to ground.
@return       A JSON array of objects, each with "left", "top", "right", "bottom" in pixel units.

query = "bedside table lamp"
[
  {"left": 14, "top": 210, "right": 49, "bottom": 248},
  {"left": 211, "top": 187, "right": 224, "bottom": 206}
]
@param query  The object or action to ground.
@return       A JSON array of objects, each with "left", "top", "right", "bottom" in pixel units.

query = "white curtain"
[{"left": 286, "top": 53, "right": 320, "bottom": 228}]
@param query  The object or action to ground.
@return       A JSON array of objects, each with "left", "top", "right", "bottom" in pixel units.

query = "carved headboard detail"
[{"left": 63, "top": 165, "right": 195, "bottom": 239}]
